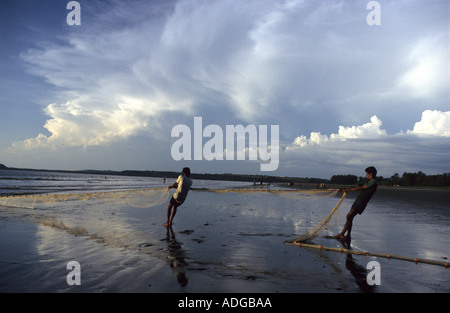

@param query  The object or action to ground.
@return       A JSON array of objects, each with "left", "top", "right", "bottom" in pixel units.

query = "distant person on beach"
[
  {"left": 163, "top": 167, "right": 193, "bottom": 227},
  {"left": 333, "top": 166, "right": 378, "bottom": 241}
]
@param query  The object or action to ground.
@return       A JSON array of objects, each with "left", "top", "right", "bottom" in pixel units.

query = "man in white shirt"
[{"left": 163, "top": 167, "right": 193, "bottom": 227}]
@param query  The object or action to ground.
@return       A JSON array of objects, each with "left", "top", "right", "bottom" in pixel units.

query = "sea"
[{"left": 0, "top": 169, "right": 449, "bottom": 293}]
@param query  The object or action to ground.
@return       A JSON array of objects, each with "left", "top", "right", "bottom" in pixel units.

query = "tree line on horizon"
[{"left": 330, "top": 171, "right": 450, "bottom": 187}]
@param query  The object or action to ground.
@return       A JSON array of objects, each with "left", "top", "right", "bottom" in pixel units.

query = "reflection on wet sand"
[
  {"left": 340, "top": 238, "right": 374, "bottom": 293},
  {"left": 164, "top": 225, "right": 188, "bottom": 287},
  {"left": 303, "top": 237, "right": 375, "bottom": 292},
  {"left": 345, "top": 253, "right": 374, "bottom": 293}
]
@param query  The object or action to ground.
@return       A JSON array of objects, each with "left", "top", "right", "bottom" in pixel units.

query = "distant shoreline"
[
  {"left": 1, "top": 164, "right": 448, "bottom": 190},
  {"left": 0, "top": 165, "right": 328, "bottom": 185}
]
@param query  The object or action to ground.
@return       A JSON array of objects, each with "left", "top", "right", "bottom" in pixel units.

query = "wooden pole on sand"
[{"left": 284, "top": 241, "right": 449, "bottom": 268}]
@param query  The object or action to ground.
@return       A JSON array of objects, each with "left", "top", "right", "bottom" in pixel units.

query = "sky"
[{"left": 0, "top": 0, "right": 449, "bottom": 179}]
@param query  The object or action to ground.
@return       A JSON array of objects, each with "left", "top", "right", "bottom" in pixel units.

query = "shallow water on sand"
[{"left": 1, "top": 170, "right": 449, "bottom": 293}]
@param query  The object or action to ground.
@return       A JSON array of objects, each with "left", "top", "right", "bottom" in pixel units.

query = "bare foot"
[{"left": 163, "top": 222, "right": 171, "bottom": 227}]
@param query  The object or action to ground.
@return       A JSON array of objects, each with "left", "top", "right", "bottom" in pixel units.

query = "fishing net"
[
  {"left": 0, "top": 188, "right": 170, "bottom": 209},
  {"left": 285, "top": 192, "right": 346, "bottom": 243},
  {"left": 0, "top": 186, "right": 344, "bottom": 241},
  {"left": 0, "top": 187, "right": 338, "bottom": 209},
  {"left": 191, "top": 187, "right": 337, "bottom": 197}
]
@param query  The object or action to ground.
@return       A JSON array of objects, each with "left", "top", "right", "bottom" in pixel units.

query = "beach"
[{"left": 1, "top": 170, "right": 449, "bottom": 293}]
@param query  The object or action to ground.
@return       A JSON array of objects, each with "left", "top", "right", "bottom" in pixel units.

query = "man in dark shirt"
[{"left": 333, "top": 166, "right": 378, "bottom": 241}]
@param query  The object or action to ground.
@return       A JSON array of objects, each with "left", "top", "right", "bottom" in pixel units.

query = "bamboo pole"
[{"left": 284, "top": 241, "right": 449, "bottom": 268}]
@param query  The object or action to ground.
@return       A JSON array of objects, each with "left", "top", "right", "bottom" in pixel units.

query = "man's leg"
[
  {"left": 168, "top": 205, "right": 178, "bottom": 225},
  {"left": 342, "top": 208, "right": 358, "bottom": 237},
  {"left": 334, "top": 208, "right": 358, "bottom": 239},
  {"left": 164, "top": 202, "right": 174, "bottom": 227}
]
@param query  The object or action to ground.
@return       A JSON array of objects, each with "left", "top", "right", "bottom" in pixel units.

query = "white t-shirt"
[{"left": 173, "top": 175, "right": 193, "bottom": 203}]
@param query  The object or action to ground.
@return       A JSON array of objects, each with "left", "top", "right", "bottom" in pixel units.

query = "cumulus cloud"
[
  {"left": 286, "top": 111, "right": 450, "bottom": 177},
  {"left": 11, "top": 96, "right": 162, "bottom": 149},
  {"left": 407, "top": 110, "right": 450, "bottom": 137},
  {"left": 292, "top": 115, "right": 387, "bottom": 147}
]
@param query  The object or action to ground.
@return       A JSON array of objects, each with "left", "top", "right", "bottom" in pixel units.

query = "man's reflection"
[
  {"left": 340, "top": 237, "right": 375, "bottom": 293},
  {"left": 345, "top": 253, "right": 374, "bottom": 292},
  {"left": 165, "top": 225, "right": 188, "bottom": 287}
]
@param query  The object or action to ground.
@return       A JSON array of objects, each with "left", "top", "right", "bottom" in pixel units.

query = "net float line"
[{"left": 284, "top": 241, "right": 449, "bottom": 268}]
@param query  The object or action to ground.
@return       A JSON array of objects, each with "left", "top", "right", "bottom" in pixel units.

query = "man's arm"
[
  {"left": 340, "top": 185, "right": 368, "bottom": 192},
  {"left": 168, "top": 176, "right": 182, "bottom": 189}
]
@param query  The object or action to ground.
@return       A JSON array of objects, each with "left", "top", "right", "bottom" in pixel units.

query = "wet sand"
[{"left": 1, "top": 186, "right": 449, "bottom": 293}]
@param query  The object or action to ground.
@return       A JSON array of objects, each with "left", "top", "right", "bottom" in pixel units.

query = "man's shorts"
[
  {"left": 170, "top": 196, "right": 184, "bottom": 207},
  {"left": 351, "top": 201, "right": 367, "bottom": 215}
]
